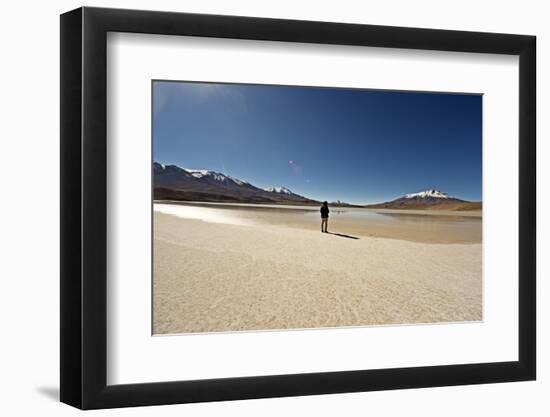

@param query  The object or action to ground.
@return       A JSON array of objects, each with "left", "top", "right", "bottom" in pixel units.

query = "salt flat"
[{"left": 153, "top": 204, "right": 482, "bottom": 334}]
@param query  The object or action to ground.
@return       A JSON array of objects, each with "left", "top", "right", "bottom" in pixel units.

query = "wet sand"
[{"left": 153, "top": 203, "right": 482, "bottom": 334}]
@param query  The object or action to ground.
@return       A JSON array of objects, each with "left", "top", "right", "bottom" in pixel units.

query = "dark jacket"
[{"left": 320, "top": 205, "right": 329, "bottom": 218}]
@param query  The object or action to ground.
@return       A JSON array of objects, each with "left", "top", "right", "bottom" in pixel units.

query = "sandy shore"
[
  {"left": 153, "top": 210, "right": 482, "bottom": 334},
  {"left": 154, "top": 201, "right": 482, "bottom": 244}
]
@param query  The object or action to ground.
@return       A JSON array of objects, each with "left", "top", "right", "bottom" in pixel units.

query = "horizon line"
[{"left": 153, "top": 160, "right": 481, "bottom": 204}]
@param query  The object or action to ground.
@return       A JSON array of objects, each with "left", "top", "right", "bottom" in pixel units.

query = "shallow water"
[{"left": 154, "top": 201, "right": 482, "bottom": 244}]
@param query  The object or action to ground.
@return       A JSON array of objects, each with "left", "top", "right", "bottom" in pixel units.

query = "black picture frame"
[{"left": 60, "top": 6, "right": 536, "bottom": 410}]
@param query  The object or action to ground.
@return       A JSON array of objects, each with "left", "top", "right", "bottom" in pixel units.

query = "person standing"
[{"left": 320, "top": 201, "right": 329, "bottom": 233}]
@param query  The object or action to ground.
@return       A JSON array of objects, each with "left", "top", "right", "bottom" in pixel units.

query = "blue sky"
[{"left": 153, "top": 81, "right": 482, "bottom": 204}]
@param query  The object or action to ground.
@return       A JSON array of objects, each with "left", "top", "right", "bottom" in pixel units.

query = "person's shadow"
[{"left": 326, "top": 231, "right": 359, "bottom": 240}]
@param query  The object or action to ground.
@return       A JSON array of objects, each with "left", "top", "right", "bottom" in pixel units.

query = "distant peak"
[
  {"left": 185, "top": 169, "right": 245, "bottom": 184},
  {"left": 264, "top": 186, "right": 292, "bottom": 194},
  {"left": 186, "top": 169, "right": 217, "bottom": 176},
  {"left": 404, "top": 189, "right": 449, "bottom": 199},
  {"left": 154, "top": 162, "right": 252, "bottom": 186}
]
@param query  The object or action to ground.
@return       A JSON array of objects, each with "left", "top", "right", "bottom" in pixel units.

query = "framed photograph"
[{"left": 60, "top": 7, "right": 536, "bottom": 409}]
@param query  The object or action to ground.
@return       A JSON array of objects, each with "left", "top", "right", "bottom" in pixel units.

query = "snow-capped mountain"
[
  {"left": 154, "top": 162, "right": 316, "bottom": 204},
  {"left": 264, "top": 186, "right": 293, "bottom": 195},
  {"left": 185, "top": 169, "right": 253, "bottom": 187},
  {"left": 405, "top": 189, "right": 449, "bottom": 199},
  {"left": 188, "top": 169, "right": 229, "bottom": 181},
  {"left": 186, "top": 169, "right": 250, "bottom": 186},
  {"left": 153, "top": 162, "right": 187, "bottom": 175},
  {"left": 366, "top": 189, "right": 480, "bottom": 211}
]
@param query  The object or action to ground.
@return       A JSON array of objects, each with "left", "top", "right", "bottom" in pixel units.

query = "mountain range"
[
  {"left": 153, "top": 162, "right": 318, "bottom": 204},
  {"left": 154, "top": 162, "right": 480, "bottom": 210},
  {"left": 365, "top": 189, "right": 482, "bottom": 210}
]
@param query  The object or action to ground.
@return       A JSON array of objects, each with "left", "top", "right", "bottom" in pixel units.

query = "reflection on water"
[
  {"left": 373, "top": 211, "right": 480, "bottom": 223},
  {"left": 154, "top": 201, "right": 482, "bottom": 244},
  {"left": 304, "top": 207, "right": 481, "bottom": 224},
  {"left": 304, "top": 208, "right": 382, "bottom": 220}
]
